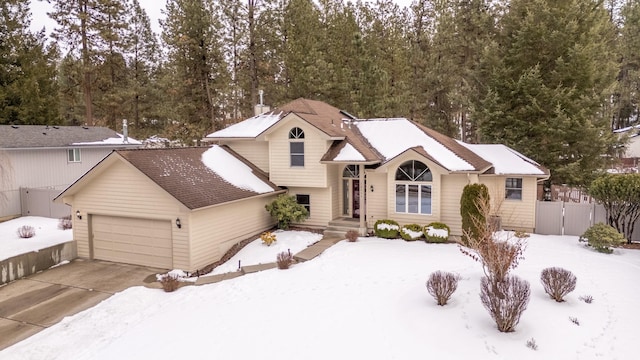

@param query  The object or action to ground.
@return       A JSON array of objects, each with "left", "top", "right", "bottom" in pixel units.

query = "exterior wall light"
[
  {"left": 370, "top": 185, "right": 374, "bottom": 192},
  {"left": 76, "top": 210, "right": 82, "bottom": 220},
  {"left": 176, "top": 218, "right": 182, "bottom": 229}
]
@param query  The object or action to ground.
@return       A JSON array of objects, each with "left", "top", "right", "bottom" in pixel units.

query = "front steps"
[{"left": 323, "top": 218, "right": 366, "bottom": 238}]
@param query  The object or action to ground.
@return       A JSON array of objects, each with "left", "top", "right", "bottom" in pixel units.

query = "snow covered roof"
[
  {"left": 206, "top": 112, "right": 283, "bottom": 138},
  {"left": 201, "top": 146, "right": 275, "bottom": 193},
  {"left": 332, "top": 143, "right": 366, "bottom": 162},
  {"left": 460, "top": 143, "right": 547, "bottom": 175},
  {"left": 0, "top": 125, "right": 141, "bottom": 148}
]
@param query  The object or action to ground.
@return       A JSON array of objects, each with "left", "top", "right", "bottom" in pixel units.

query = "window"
[
  {"left": 395, "top": 160, "right": 432, "bottom": 214},
  {"left": 296, "top": 194, "right": 310, "bottom": 214},
  {"left": 289, "top": 127, "right": 305, "bottom": 167},
  {"left": 505, "top": 178, "right": 523, "bottom": 200},
  {"left": 67, "top": 148, "right": 81, "bottom": 162}
]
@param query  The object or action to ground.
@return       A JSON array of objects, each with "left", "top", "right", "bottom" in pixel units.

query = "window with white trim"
[
  {"left": 505, "top": 178, "right": 523, "bottom": 200},
  {"left": 289, "top": 127, "right": 304, "bottom": 167},
  {"left": 395, "top": 160, "right": 432, "bottom": 214},
  {"left": 67, "top": 148, "right": 81, "bottom": 163}
]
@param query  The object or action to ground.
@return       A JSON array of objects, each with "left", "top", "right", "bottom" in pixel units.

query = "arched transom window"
[
  {"left": 289, "top": 127, "right": 304, "bottom": 166},
  {"left": 395, "top": 160, "right": 432, "bottom": 214},
  {"left": 342, "top": 165, "right": 359, "bottom": 178}
]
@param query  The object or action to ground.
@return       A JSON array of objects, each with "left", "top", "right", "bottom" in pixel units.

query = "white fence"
[{"left": 20, "top": 187, "right": 70, "bottom": 219}]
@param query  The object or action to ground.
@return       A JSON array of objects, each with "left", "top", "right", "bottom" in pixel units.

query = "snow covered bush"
[
  {"left": 17, "top": 225, "right": 35, "bottom": 238},
  {"left": 261, "top": 231, "right": 277, "bottom": 246},
  {"left": 400, "top": 224, "right": 423, "bottom": 241},
  {"left": 426, "top": 271, "right": 459, "bottom": 306},
  {"left": 276, "top": 250, "right": 294, "bottom": 269},
  {"left": 580, "top": 223, "right": 625, "bottom": 253},
  {"left": 374, "top": 219, "right": 400, "bottom": 239},
  {"left": 424, "top": 222, "right": 450, "bottom": 243},
  {"left": 480, "top": 275, "right": 530, "bottom": 332},
  {"left": 58, "top": 215, "right": 72, "bottom": 230},
  {"left": 265, "top": 194, "right": 309, "bottom": 230},
  {"left": 540, "top": 267, "right": 577, "bottom": 302},
  {"left": 345, "top": 230, "right": 359, "bottom": 242}
]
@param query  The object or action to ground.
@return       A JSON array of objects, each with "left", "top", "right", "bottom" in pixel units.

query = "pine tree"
[
  {"left": 473, "top": 0, "right": 618, "bottom": 186},
  {"left": 612, "top": 0, "right": 640, "bottom": 129}
]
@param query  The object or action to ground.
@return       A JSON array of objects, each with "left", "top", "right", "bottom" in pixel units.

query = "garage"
[{"left": 91, "top": 215, "right": 173, "bottom": 269}]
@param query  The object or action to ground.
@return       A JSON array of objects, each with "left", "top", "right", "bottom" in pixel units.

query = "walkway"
[{"left": 193, "top": 234, "right": 344, "bottom": 286}]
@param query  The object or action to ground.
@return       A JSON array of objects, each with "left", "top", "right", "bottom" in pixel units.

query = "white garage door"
[{"left": 92, "top": 215, "right": 173, "bottom": 269}]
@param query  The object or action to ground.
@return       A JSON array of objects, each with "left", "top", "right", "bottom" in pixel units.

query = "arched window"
[
  {"left": 395, "top": 160, "right": 432, "bottom": 214},
  {"left": 342, "top": 165, "right": 359, "bottom": 178},
  {"left": 289, "top": 127, "right": 304, "bottom": 166}
]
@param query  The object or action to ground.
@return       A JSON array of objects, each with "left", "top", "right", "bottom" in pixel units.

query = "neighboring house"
[
  {"left": 52, "top": 98, "right": 549, "bottom": 271},
  {"left": 613, "top": 124, "right": 640, "bottom": 173},
  {"left": 0, "top": 125, "right": 141, "bottom": 219},
  {"left": 54, "top": 146, "right": 284, "bottom": 270}
]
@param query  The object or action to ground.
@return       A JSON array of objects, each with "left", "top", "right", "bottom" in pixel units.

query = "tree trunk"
[{"left": 80, "top": 0, "right": 93, "bottom": 125}]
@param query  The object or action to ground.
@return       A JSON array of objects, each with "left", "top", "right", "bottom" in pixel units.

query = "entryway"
[{"left": 342, "top": 165, "right": 362, "bottom": 219}]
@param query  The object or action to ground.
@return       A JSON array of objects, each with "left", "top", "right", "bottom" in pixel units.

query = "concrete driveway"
[{"left": 0, "top": 259, "right": 165, "bottom": 350}]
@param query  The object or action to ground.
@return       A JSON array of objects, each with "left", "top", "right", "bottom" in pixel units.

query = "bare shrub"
[
  {"left": 426, "top": 271, "right": 459, "bottom": 306},
  {"left": 480, "top": 275, "right": 531, "bottom": 332},
  {"left": 459, "top": 196, "right": 526, "bottom": 283},
  {"left": 58, "top": 215, "right": 73, "bottom": 230},
  {"left": 159, "top": 274, "right": 180, "bottom": 292},
  {"left": 540, "top": 267, "right": 577, "bottom": 302},
  {"left": 526, "top": 338, "right": 538, "bottom": 351},
  {"left": 569, "top": 316, "right": 580, "bottom": 326},
  {"left": 579, "top": 295, "right": 594, "bottom": 304},
  {"left": 277, "top": 250, "right": 294, "bottom": 269},
  {"left": 345, "top": 230, "right": 359, "bottom": 242},
  {"left": 17, "top": 225, "right": 35, "bottom": 238}
]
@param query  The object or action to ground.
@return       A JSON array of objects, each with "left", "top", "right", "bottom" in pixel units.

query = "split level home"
[
  {"left": 0, "top": 124, "right": 140, "bottom": 220},
  {"left": 54, "top": 98, "right": 549, "bottom": 271}
]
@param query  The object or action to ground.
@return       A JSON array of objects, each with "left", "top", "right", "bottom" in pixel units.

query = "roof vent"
[
  {"left": 82, "top": 126, "right": 88, "bottom": 130},
  {"left": 339, "top": 110, "right": 357, "bottom": 120},
  {"left": 122, "top": 119, "right": 129, "bottom": 144},
  {"left": 254, "top": 89, "right": 271, "bottom": 116},
  {"left": 11, "top": 125, "right": 18, "bottom": 129}
]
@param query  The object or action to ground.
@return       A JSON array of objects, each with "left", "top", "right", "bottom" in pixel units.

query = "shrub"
[
  {"left": 514, "top": 230, "right": 530, "bottom": 239},
  {"left": 480, "top": 275, "right": 531, "bottom": 332},
  {"left": 569, "top": 316, "right": 580, "bottom": 326},
  {"left": 261, "top": 231, "right": 277, "bottom": 246},
  {"left": 424, "top": 222, "right": 450, "bottom": 243},
  {"left": 580, "top": 223, "right": 625, "bottom": 254},
  {"left": 426, "top": 271, "right": 459, "bottom": 306},
  {"left": 579, "top": 295, "right": 594, "bottom": 304},
  {"left": 345, "top": 230, "right": 359, "bottom": 242},
  {"left": 276, "top": 250, "right": 294, "bottom": 269},
  {"left": 460, "top": 183, "right": 490, "bottom": 246},
  {"left": 159, "top": 273, "right": 180, "bottom": 292},
  {"left": 17, "top": 225, "right": 35, "bottom": 238},
  {"left": 540, "top": 267, "right": 577, "bottom": 302},
  {"left": 374, "top": 219, "right": 400, "bottom": 239},
  {"left": 265, "top": 194, "right": 309, "bottom": 230},
  {"left": 58, "top": 215, "right": 72, "bottom": 230},
  {"left": 526, "top": 338, "right": 538, "bottom": 351},
  {"left": 400, "top": 224, "right": 423, "bottom": 241}
]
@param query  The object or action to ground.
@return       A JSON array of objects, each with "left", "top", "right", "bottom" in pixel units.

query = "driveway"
[{"left": 0, "top": 259, "right": 165, "bottom": 350}]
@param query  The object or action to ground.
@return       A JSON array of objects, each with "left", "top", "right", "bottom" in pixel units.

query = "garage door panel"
[{"left": 92, "top": 215, "right": 173, "bottom": 269}]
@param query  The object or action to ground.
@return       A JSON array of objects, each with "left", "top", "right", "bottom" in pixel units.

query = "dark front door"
[{"left": 353, "top": 180, "right": 360, "bottom": 219}]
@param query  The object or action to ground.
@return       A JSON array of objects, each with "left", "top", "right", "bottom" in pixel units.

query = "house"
[
  {"left": 0, "top": 124, "right": 141, "bottom": 220},
  {"left": 613, "top": 124, "right": 640, "bottom": 173},
  {"left": 54, "top": 98, "right": 549, "bottom": 271},
  {"left": 54, "top": 146, "right": 284, "bottom": 270}
]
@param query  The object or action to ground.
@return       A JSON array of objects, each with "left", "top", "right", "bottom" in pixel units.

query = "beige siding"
[
  {"left": 267, "top": 118, "right": 330, "bottom": 187},
  {"left": 288, "top": 187, "right": 332, "bottom": 227},
  {"left": 189, "top": 195, "right": 277, "bottom": 271},
  {"left": 364, "top": 171, "right": 387, "bottom": 227},
  {"left": 220, "top": 141, "right": 269, "bottom": 173},
  {"left": 2, "top": 148, "right": 114, "bottom": 218},
  {"left": 480, "top": 176, "right": 537, "bottom": 232},
  {"left": 66, "top": 160, "right": 191, "bottom": 269},
  {"left": 440, "top": 174, "right": 472, "bottom": 236}
]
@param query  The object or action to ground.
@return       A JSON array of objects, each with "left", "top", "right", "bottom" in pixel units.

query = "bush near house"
[
  {"left": 345, "top": 230, "right": 359, "bottom": 242},
  {"left": 426, "top": 271, "right": 459, "bottom": 306},
  {"left": 580, "top": 223, "right": 626, "bottom": 254},
  {"left": 265, "top": 194, "right": 309, "bottom": 230},
  {"left": 374, "top": 219, "right": 400, "bottom": 239},
  {"left": 261, "top": 231, "right": 277, "bottom": 246},
  {"left": 276, "top": 251, "right": 294, "bottom": 269},
  {"left": 460, "top": 183, "right": 490, "bottom": 246},
  {"left": 58, "top": 215, "right": 73, "bottom": 230},
  {"left": 400, "top": 224, "right": 423, "bottom": 241},
  {"left": 424, "top": 222, "right": 450, "bottom": 243},
  {"left": 17, "top": 225, "right": 35, "bottom": 238},
  {"left": 480, "top": 275, "right": 531, "bottom": 332}
]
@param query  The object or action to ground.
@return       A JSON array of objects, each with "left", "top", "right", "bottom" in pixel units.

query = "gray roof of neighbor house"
[{"left": 0, "top": 125, "right": 141, "bottom": 149}]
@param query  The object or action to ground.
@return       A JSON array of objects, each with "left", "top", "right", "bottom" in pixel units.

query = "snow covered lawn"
[
  {"left": 0, "top": 216, "right": 72, "bottom": 261},
  {"left": 2, "top": 232, "right": 640, "bottom": 359}
]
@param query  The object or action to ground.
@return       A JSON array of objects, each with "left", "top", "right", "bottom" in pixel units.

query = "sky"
[{"left": 29, "top": 0, "right": 414, "bottom": 37}]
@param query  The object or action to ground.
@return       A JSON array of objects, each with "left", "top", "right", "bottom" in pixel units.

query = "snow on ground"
[
  {"left": 0, "top": 217, "right": 72, "bottom": 261},
  {"left": 3, "top": 232, "right": 640, "bottom": 360},
  {"left": 208, "top": 229, "right": 322, "bottom": 275}
]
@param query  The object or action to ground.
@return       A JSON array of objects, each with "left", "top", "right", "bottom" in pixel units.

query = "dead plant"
[
  {"left": 345, "top": 230, "right": 359, "bottom": 242},
  {"left": 17, "top": 225, "right": 36, "bottom": 238},
  {"left": 159, "top": 273, "right": 180, "bottom": 292},
  {"left": 540, "top": 267, "right": 577, "bottom": 302},
  {"left": 426, "top": 271, "right": 459, "bottom": 306},
  {"left": 58, "top": 215, "right": 73, "bottom": 230},
  {"left": 277, "top": 250, "right": 294, "bottom": 269}
]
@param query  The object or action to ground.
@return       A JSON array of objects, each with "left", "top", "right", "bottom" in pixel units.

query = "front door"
[
  {"left": 342, "top": 165, "right": 363, "bottom": 219},
  {"left": 352, "top": 180, "right": 360, "bottom": 219}
]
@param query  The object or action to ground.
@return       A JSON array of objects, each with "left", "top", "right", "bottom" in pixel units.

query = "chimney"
[
  {"left": 122, "top": 119, "right": 129, "bottom": 144},
  {"left": 254, "top": 89, "right": 271, "bottom": 116}
]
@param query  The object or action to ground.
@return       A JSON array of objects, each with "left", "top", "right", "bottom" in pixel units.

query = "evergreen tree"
[
  {"left": 0, "top": 0, "right": 59, "bottom": 124},
  {"left": 473, "top": 0, "right": 618, "bottom": 186},
  {"left": 612, "top": 0, "right": 640, "bottom": 129}
]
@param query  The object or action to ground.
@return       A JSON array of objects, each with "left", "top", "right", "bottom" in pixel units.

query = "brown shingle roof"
[
  {"left": 0, "top": 125, "right": 139, "bottom": 148},
  {"left": 116, "top": 146, "right": 281, "bottom": 210}
]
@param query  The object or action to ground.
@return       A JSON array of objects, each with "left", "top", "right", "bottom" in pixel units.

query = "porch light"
[
  {"left": 370, "top": 185, "right": 374, "bottom": 192},
  {"left": 76, "top": 210, "right": 82, "bottom": 220},
  {"left": 176, "top": 218, "right": 182, "bottom": 229}
]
